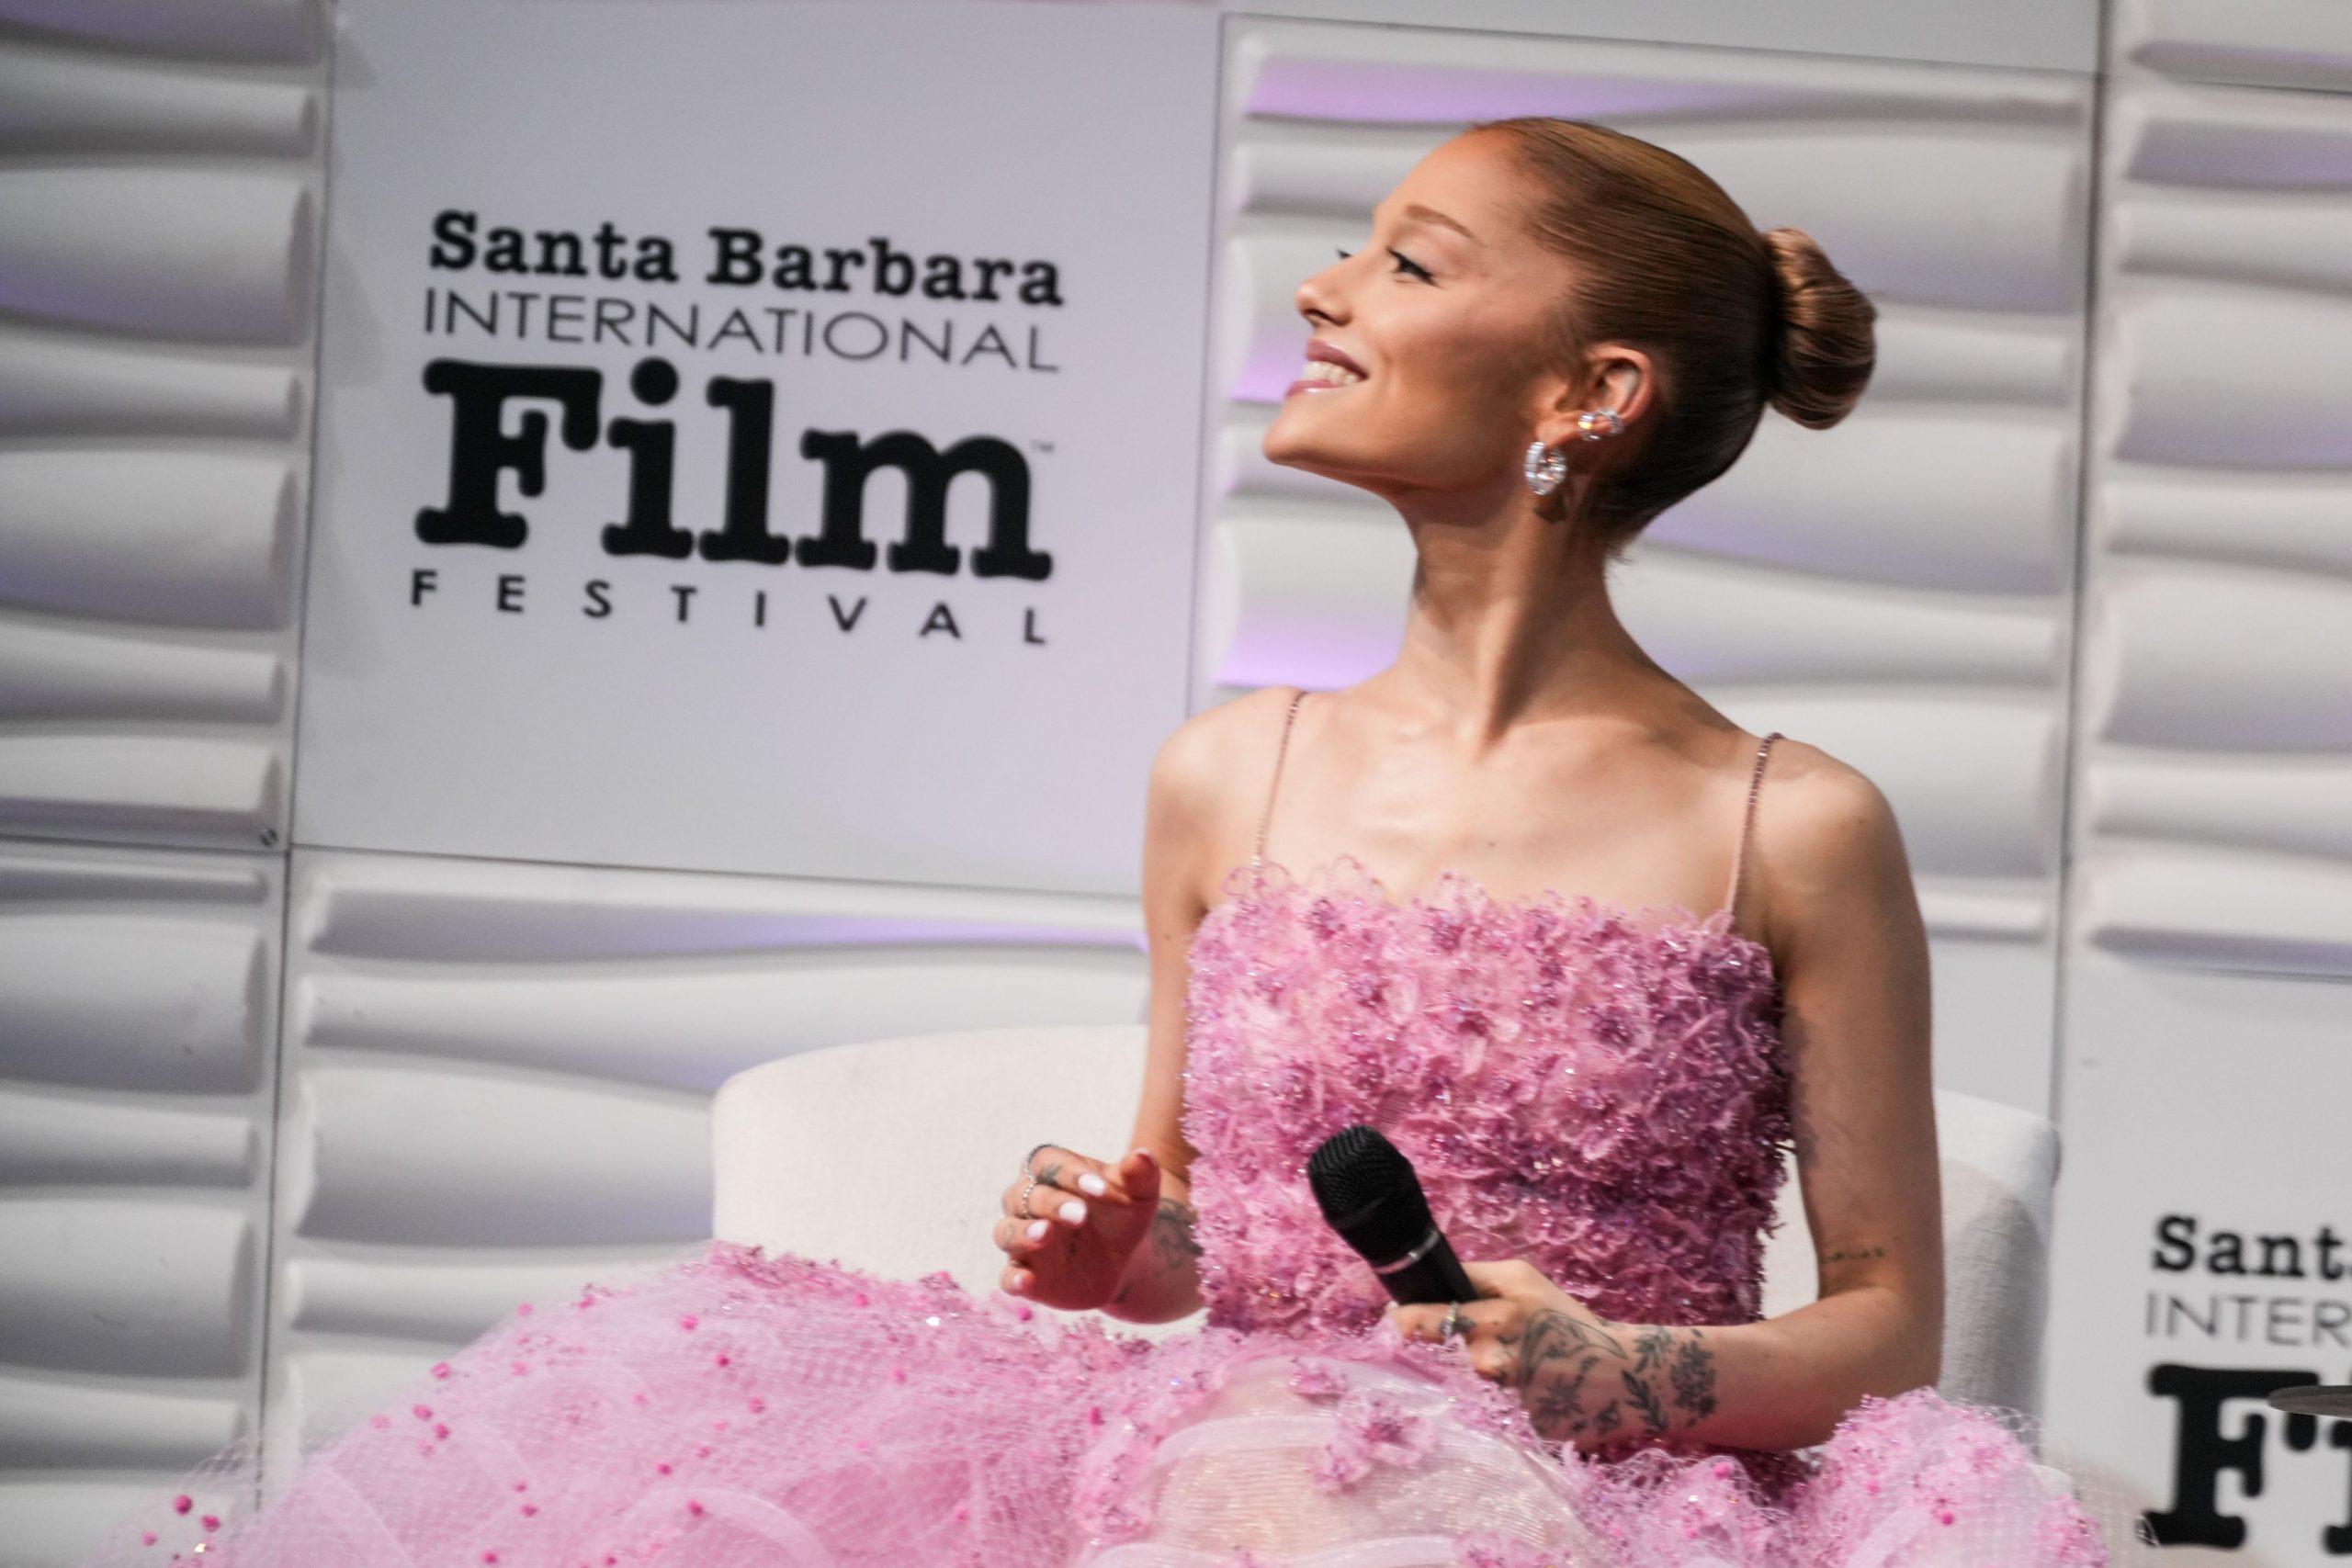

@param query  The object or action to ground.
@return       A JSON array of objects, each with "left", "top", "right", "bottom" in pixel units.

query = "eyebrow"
[{"left": 1401, "top": 203, "right": 1481, "bottom": 245}]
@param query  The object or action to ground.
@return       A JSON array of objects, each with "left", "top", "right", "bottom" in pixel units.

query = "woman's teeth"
[{"left": 1299, "top": 359, "right": 1363, "bottom": 386}]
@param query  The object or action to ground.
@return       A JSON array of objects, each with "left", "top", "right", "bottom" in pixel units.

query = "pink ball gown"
[{"left": 88, "top": 704, "right": 2145, "bottom": 1567}]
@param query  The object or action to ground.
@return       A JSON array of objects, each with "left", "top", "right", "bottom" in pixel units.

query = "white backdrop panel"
[
  {"left": 2049, "top": 55, "right": 2352, "bottom": 1566},
  {"left": 0, "top": 840, "right": 280, "bottom": 1562},
  {"left": 294, "top": 0, "right": 1220, "bottom": 897}
]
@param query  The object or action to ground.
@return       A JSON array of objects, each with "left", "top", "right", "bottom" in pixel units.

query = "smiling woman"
[{"left": 78, "top": 118, "right": 2152, "bottom": 1568}]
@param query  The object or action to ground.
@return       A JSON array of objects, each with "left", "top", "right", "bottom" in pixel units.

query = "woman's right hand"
[{"left": 994, "top": 1145, "right": 1162, "bottom": 1311}]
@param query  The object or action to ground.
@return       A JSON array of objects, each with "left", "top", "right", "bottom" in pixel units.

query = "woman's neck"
[{"left": 1369, "top": 479, "right": 1668, "bottom": 746}]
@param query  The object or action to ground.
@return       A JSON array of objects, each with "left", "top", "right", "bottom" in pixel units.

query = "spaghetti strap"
[
  {"left": 1253, "top": 686, "right": 1309, "bottom": 873},
  {"left": 1721, "top": 730, "right": 1783, "bottom": 923}
]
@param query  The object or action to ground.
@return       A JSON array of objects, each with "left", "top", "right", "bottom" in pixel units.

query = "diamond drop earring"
[{"left": 1523, "top": 439, "right": 1567, "bottom": 497}]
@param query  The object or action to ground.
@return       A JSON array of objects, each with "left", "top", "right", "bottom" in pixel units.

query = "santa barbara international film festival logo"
[
  {"left": 404, "top": 212, "right": 1069, "bottom": 646},
  {"left": 2143, "top": 1211, "right": 2352, "bottom": 1556}
]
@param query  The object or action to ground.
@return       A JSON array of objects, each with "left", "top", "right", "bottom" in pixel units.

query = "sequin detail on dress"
[{"left": 1183, "top": 852, "right": 1791, "bottom": 1343}]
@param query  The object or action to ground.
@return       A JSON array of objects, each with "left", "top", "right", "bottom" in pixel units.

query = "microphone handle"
[{"left": 1367, "top": 1223, "right": 1479, "bottom": 1305}]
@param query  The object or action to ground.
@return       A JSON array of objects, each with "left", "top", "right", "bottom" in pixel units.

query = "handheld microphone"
[{"left": 1306, "top": 1123, "right": 1479, "bottom": 1305}]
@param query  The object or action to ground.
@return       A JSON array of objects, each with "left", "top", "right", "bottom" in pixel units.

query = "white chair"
[{"left": 713, "top": 1024, "right": 2058, "bottom": 1414}]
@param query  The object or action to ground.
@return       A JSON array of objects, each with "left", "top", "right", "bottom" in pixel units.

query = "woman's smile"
[{"left": 1284, "top": 338, "right": 1369, "bottom": 398}]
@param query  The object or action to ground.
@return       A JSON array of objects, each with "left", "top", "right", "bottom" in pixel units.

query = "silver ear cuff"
[{"left": 1524, "top": 409, "right": 1623, "bottom": 499}]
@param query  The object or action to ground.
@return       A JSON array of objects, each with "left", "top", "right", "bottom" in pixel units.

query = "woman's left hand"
[{"left": 1388, "top": 1259, "right": 1713, "bottom": 1450}]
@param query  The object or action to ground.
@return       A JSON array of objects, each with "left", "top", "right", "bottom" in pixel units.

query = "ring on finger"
[
  {"left": 1018, "top": 1172, "right": 1040, "bottom": 1220},
  {"left": 1439, "top": 1302, "right": 1465, "bottom": 1342}
]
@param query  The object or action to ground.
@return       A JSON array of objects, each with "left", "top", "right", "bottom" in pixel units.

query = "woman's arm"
[
  {"left": 1096, "top": 709, "right": 1229, "bottom": 1324},
  {"left": 1396, "top": 753, "right": 1945, "bottom": 1451},
  {"left": 996, "top": 701, "right": 1249, "bottom": 1322}
]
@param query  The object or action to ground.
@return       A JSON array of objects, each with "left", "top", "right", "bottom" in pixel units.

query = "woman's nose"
[{"left": 1296, "top": 255, "right": 1349, "bottom": 326}]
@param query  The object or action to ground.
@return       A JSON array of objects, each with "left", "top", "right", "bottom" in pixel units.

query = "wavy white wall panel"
[
  {"left": 0, "top": 0, "right": 322, "bottom": 63},
  {"left": 0, "top": 619, "right": 283, "bottom": 725},
  {"left": 2072, "top": 77, "right": 2352, "bottom": 976},
  {"left": 0, "top": 1380, "right": 244, "bottom": 1471},
  {"left": 287, "top": 1067, "right": 711, "bottom": 1247},
  {"left": 0, "top": 39, "right": 316, "bottom": 155},
  {"left": 0, "top": 170, "right": 311, "bottom": 346},
  {"left": 0, "top": 325, "right": 305, "bottom": 440},
  {"left": 0, "top": 840, "right": 278, "bottom": 1563},
  {"left": 0, "top": 11, "right": 319, "bottom": 1556},
  {"left": 0, "top": 1093, "right": 256, "bottom": 1187},
  {"left": 268, "top": 846, "right": 1148, "bottom": 1442},
  {"left": 1204, "top": 19, "right": 2093, "bottom": 1113},
  {"left": 2048, "top": 48, "right": 2352, "bottom": 1562},
  {"left": 0, "top": 452, "right": 299, "bottom": 631},
  {"left": 2089, "top": 562, "right": 2352, "bottom": 750},
  {"left": 1223, "top": 24, "right": 2088, "bottom": 120},
  {"left": 2109, "top": 284, "right": 2352, "bottom": 468},
  {"left": 2102, "top": 473, "right": 2352, "bottom": 578},
  {"left": 0, "top": 1201, "right": 256, "bottom": 1379},
  {"left": 0, "top": 910, "right": 266, "bottom": 1093},
  {"left": 2089, "top": 753, "right": 2352, "bottom": 863},
  {"left": 2114, "top": 0, "right": 2352, "bottom": 91},
  {"left": 0, "top": 21, "right": 317, "bottom": 863},
  {"left": 0, "top": 737, "right": 284, "bottom": 849},
  {"left": 2075, "top": 847, "right": 2352, "bottom": 977},
  {"left": 1214, "top": 1, "right": 2098, "bottom": 73}
]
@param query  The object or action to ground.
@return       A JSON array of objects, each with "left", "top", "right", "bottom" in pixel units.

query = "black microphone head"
[{"left": 1307, "top": 1123, "right": 1436, "bottom": 1265}]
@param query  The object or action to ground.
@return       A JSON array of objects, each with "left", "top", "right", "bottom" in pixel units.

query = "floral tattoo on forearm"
[{"left": 1509, "top": 1309, "right": 1719, "bottom": 1446}]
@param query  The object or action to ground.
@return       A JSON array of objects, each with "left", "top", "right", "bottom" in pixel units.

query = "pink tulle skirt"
[{"left": 81, "top": 1242, "right": 2144, "bottom": 1568}]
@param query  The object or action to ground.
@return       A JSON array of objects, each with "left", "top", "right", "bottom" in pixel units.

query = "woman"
[{"left": 93, "top": 118, "right": 2142, "bottom": 1568}]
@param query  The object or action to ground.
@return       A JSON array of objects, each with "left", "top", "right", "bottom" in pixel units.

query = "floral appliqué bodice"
[{"left": 1182, "top": 852, "right": 1792, "bottom": 1337}]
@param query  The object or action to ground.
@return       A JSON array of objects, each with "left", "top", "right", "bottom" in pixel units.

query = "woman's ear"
[
  {"left": 1600, "top": 357, "right": 1648, "bottom": 425},
  {"left": 1538, "top": 348, "right": 1649, "bottom": 446}
]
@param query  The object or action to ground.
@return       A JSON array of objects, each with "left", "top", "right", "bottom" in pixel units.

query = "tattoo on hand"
[
  {"left": 1623, "top": 1369, "right": 1669, "bottom": 1435},
  {"left": 1517, "top": 1309, "right": 1722, "bottom": 1446},
  {"left": 1529, "top": 1352, "right": 1600, "bottom": 1432},
  {"left": 1513, "top": 1309, "right": 1626, "bottom": 1386},
  {"left": 1669, "top": 1334, "right": 1718, "bottom": 1420},
  {"left": 1150, "top": 1198, "right": 1201, "bottom": 1268}
]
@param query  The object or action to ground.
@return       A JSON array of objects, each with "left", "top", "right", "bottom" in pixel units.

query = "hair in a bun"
[
  {"left": 1472, "top": 116, "right": 1877, "bottom": 557},
  {"left": 1756, "top": 225, "right": 1875, "bottom": 430}
]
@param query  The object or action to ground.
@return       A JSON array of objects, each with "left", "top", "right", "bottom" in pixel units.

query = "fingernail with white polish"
[
  {"left": 1060, "top": 1200, "right": 1086, "bottom": 1225},
  {"left": 1025, "top": 1219, "right": 1049, "bottom": 1242},
  {"left": 1078, "top": 1172, "right": 1107, "bottom": 1196}
]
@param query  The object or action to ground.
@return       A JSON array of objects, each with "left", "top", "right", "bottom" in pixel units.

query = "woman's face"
[{"left": 1262, "top": 130, "right": 1586, "bottom": 504}]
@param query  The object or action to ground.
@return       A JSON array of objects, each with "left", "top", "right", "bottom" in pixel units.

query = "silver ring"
[{"left": 1439, "top": 1302, "right": 1464, "bottom": 1342}]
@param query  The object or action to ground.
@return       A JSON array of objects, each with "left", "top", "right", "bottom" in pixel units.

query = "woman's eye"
[{"left": 1333, "top": 245, "right": 1433, "bottom": 283}]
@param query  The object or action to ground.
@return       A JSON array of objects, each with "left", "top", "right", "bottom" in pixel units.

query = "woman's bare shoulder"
[
  {"left": 1746, "top": 732, "right": 1917, "bottom": 937},
  {"left": 1149, "top": 684, "right": 1304, "bottom": 811},
  {"left": 1144, "top": 685, "right": 1306, "bottom": 909}
]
